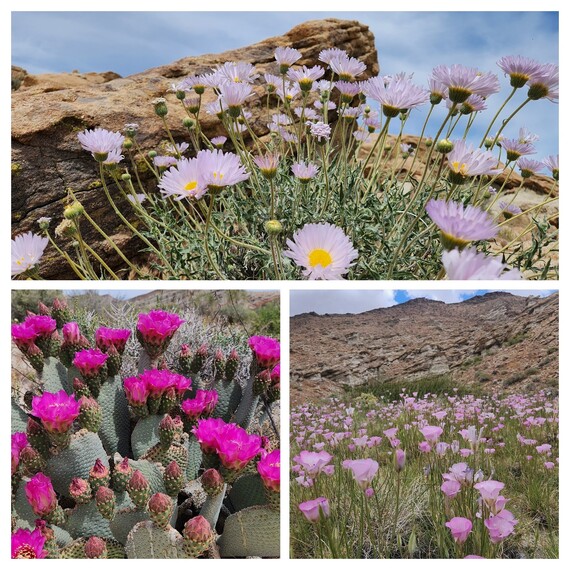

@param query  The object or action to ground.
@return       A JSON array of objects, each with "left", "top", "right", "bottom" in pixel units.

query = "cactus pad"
[
  {"left": 98, "top": 375, "right": 131, "bottom": 456},
  {"left": 41, "top": 357, "right": 71, "bottom": 393},
  {"left": 199, "top": 484, "right": 227, "bottom": 529},
  {"left": 131, "top": 414, "right": 164, "bottom": 459},
  {"left": 228, "top": 473, "right": 268, "bottom": 511},
  {"left": 60, "top": 537, "right": 126, "bottom": 558},
  {"left": 217, "top": 505, "right": 280, "bottom": 558},
  {"left": 110, "top": 508, "right": 150, "bottom": 545},
  {"left": 46, "top": 430, "right": 109, "bottom": 496},
  {"left": 11, "top": 398, "right": 29, "bottom": 434},
  {"left": 185, "top": 434, "right": 203, "bottom": 481},
  {"left": 66, "top": 501, "right": 114, "bottom": 540},
  {"left": 141, "top": 439, "right": 189, "bottom": 474},
  {"left": 125, "top": 521, "right": 184, "bottom": 559}
]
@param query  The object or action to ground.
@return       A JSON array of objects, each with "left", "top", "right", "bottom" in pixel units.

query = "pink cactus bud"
[
  {"left": 95, "top": 486, "right": 114, "bottom": 503},
  {"left": 69, "top": 477, "right": 91, "bottom": 500},
  {"left": 11, "top": 432, "right": 28, "bottom": 475},
  {"left": 165, "top": 460, "right": 182, "bottom": 479},
  {"left": 84, "top": 536, "right": 107, "bottom": 559},
  {"left": 62, "top": 322, "right": 81, "bottom": 344},
  {"left": 160, "top": 414, "right": 176, "bottom": 432},
  {"left": 25, "top": 473, "right": 58, "bottom": 516},
  {"left": 128, "top": 470, "right": 149, "bottom": 491},
  {"left": 90, "top": 459, "right": 110, "bottom": 480},
  {"left": 31, "top": 391, "right": 80, "bottom": 433},
  {"left": 116, "top": 457, "right": 132, "bottom": 474},
  {"left": 148, "top": 492, "right": 172, "bottom": 513},
  {"left": 183, "top": 515, "right": 213, "bottom": 543},
  {"left": 201, "top": 468, "right": 224, "bottom": 493},
  {"left": 52, "top": 298, "right": 67, "bottom": 310},
  {"left": 180, "top": 344, "right": 191, "bottom": 357},
  {"left": 37, "top": 302, "right": 51, "bottom": 316}
]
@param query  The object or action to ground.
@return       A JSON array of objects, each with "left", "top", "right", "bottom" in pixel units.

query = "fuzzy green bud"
[
  {"left": 63, "top": 201, "right": 85, "bottom": 220},
  {"left": 265, "top": 220, "right": 283, "bottom": 235},
  {"left": 182, "top": 117, "right": 196, "bottom": 130},
  {"left": 436, "top": 139, "right": 454, "bottom": 154},
  {"left": 153, "top": 97, "right": 168, "bottom": 117}
]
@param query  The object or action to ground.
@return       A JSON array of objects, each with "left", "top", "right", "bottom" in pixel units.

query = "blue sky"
[
  {"left": 11, "top": 11, "right": 559, "bottom": 158},
  {"left": 290, "top": 289, "right": 556, "bottom": 316}
]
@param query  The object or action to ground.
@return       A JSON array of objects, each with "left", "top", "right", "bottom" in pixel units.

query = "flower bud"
[
  {"left": 436, "top": 139, "right": 454, "bottom": 154},
  {"left": 63, "top": 201, "right": 85, "bottom": 220},
  {"left": 265, "top": 220, "right": 283, "bottom": 236},
  {"left": 148, "top": 492, "right": 173, "bottom": 528},
  {"left": 183, "top": 515, "right": 214, "bottom": 557},
  {"left": 85, "top": 536, "right": 107, "bottom": 559},
  {"left": 153, "top": 97, "right": 168, "bottom": 117},
  {"left": 201, "top": 468, "right": 225, "bottom": 497},
  {"left": 69, "top": 477, "right": 92, "bottom": 504}
]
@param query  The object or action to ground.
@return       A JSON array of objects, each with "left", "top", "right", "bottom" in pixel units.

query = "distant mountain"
[{"left": 290, "top": 292, "right": 558, "bottom": 405}]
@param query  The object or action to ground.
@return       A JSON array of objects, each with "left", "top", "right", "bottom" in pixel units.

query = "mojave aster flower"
[
  {"left": 257, "top": 449, "right": 281, "bottom": 492},
  {"left": 213, "top": 61, "right": 259, "bottom": 85},
  {"left": 499, "top": 138, "right": 536, "bottom": 162},
  {"left": 196, "top": 149, "right": 250, "bottom": 191},
  {"left": 219, "top": 82, "right": 253, "bottom": 115},
  {"left": 542, "top": 155, "right": 559, "bottom": 180},
  {"left": 274, "top": 46, "right": 302, "bottom": 72},
  {"left": 319, "top": 47, "right": 347, "bottom": 65},
  {"left": 445, "top": 139, "right": 502, "bottom": 184},
  {"left": 31, "top": 390, "right": 81, "bottom": 433},
  {"left": 291, "top": 161, "right": 319, "bottom": 183},
  {"left": 426, "top": 199, "right": 499, "bottom": 250},
  {"left": 362, "top": 75, "right": 428, "bottom": 117},
  {"left": 442, "top": 248, "right": 522, "bottom": 280},
  {"left": 158, "top": 157, "right": 208, "bottom": 201},
  {"left": 431, "top": 64, "right": 500, "bottom": 103},
  {"left": 329, "top": 54, "right": 367, "bottom": 81},
  {"left": 497, "top": 55, "right": 543, "bottom": 88},
  {"left": 287, "top": 65, "right": 325, "bottom": 91},
  {"left": 517, "top": 158, "right": 544, "bottom": 178},
  {"left": 253, "top": 153, "right": 280, "bottom": 179},
  {"left": 298, "top": 497, "right": 330, "bottom": 522},
  {"left": 77, "top": 127, "right": 125, "bottom": 161},
  {"left": 11, "top": 232, "right": 49, "bottom": 277},
  {"left": 11, "top": 528, "right": 48, "bottom": 559},
  {"left": 284, "top": 222, "right": 358, "bottom": 280},
  {"left": 527, "top": 63, "right": 559, "bottom": 101}
]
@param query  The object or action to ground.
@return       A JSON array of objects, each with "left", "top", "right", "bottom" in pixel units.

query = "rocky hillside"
[{"left": 290, "top": 292, "right": 558, "bottom": 405}]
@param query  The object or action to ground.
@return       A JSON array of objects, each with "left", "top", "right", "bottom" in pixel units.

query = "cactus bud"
[
  {"left": 127, "top": 470, "right": 151, "bottom": 509},
  {"left": 254, "top": 369, "right": 272, "bottom": 396},
  {"left": 37, "top": 301, "right": 51, "bottom": 316},
  {"left": 26, "top": 418, "right": 51, "bottom": 456},
  {"left": 225, "top": 348, "right": 240, "bottom": 381},
  {"left": 89, "top": 459, "right": 110, "bottom": 491},
  {"left": 73, "top": 378, "right": 91, "bottom": 399},
  {"left": 19, "top": 446, "right": 46, "bottom": 475},
  {"left": 201, "top": 468, "right": 225, "bottom": 497},
  {"left": 159, "top": 414, "right": 177, "bottom": 449},
  {"left": 69, "top": 477, "right": 92, "bottom": 504},
  {"left": 26, "top": 343, "right": 45, "bottom": 374},
  {"left": 112, "top": 457, "right": 133, "bottom": 492},
  {"left": 34, "top": 519, "right": 59, "bottom": 559},
  {"left": 163, "top": 460, "right": 185, "bottom": 497},
  {"left": 159, "top": 386, "right": 177, "bottom": 414},
  {"left": 178, "top": 344, "right": 193, "bottom": 376},
  {"left": 95, "top": 486, "right": 116, "bottom": 520},
  {"left": 51, "top": 298, "right": 71, "bottom": 329},
  {"left": 85, "top": 536, "right": 108, "bottom": 559},
  {"left": 183, "top": 515, "right": 214, "bottom": 557},
  {"left": 78, "top": 397, "right": 103, "bottom": 432},
  {"left": 105, "top": 345, "right": 122, "bottom": 376},
  {"left": 214, "top": 349, "right": 226, "bottom": 381},
  {"left": 148, "top": 492, "right": 173, "bottom": 528},
  {"left": 190, "top": 343, "right": 208, "bottom": 374}
]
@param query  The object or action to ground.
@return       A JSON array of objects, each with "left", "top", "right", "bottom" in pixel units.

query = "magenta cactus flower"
[
  {"left": 11, "top": 528, "right": 48, "bottom": 559},
  {"left": 31, "top": 390, "right": 80, "bottom": 433},
  {"left": 215, "top": 424, "right": 262, "bottom": 470},
  {"left": 342, "top": 458, "right": 379, "bottom": 489},
  {"left": 181, "top": 390, "right": 219, "bottom": 419},
  {"left": 446, "top": 517, "right": 473, "bottom": 544},
  {"left": 298, "top": 497, "right": 330, "bottom": 522},
  {"left": 95, "top": 326, "right": 131, "bottom": 354},
  {"left": 62, "top": 321, "right": 81, "bottom": 344},
  {"left": 24, "top": 315, "right": 57, "bottom": 337},
  {"left": 257, "top": 449, "right": 280, "bottom": 492},
  {"left": 137, "top": 310, "right": 185, "bottom": 358},
  {"left": 248, "top": 335, "right": 280, "bottom": 370},
  {"left": 11, "top": 322, "right": 39, "bottom": 351},
  {"left": 25, "top": 473, "right": 58, "bottom": 516},
  {"left": 137, "top": 369, "right": 190, "bottom": 398},
  {"left": 193, "top": 417, "right": 229, "bottom": 454},
  {"left": 73, "top": 348, "right": 109, "bottom": 378},
  {"left": 11, "top": 432, "right": 28, "bottom": 475},
  {"left": 123, "top": 376, "right": 150, "bottom": 406}
]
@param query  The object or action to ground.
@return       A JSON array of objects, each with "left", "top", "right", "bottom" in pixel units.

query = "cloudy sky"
[
  {"left": 11, "top": 11, "right": 559, "bottom": 158},
  {"left": 290, "top": 289, "right": 557, "bottom": 316}
]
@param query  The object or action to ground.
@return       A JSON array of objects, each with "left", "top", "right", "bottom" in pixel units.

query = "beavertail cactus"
[{"left": 11, "top": 299, "right": 280, "bottom": 558}]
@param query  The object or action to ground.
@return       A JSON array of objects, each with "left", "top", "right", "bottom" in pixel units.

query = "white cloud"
[
  {"left": 290, "top": 290, "right": 397, "bottom": 316},
  {"left": 403, "top": 290, "right": 477, "bottom": 304}
]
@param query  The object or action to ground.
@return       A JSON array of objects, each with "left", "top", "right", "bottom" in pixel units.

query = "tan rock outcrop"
[{"left": 11, "top": 19, "right": 378, "bottom": 279}]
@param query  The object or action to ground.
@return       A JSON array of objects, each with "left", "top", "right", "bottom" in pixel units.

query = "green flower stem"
[
  {"left": 489, "top": 97, "right": 532, "bottom": 150},
  {"left": 45, "top": 233, "right": 89, "bottom": 279},
  {"left": 72, "top": 220, "right": 99, "bottom": 279},
  {"left": 319, "top": 144, "right": 332, "bottom": 214},
  {"left": 161, "top": 116, "right": 181, "bottom": 159},
  {"left": 81, "top": 241, "right": 120, "bottom": 279},
  {"left": 203, "top": 195, "right": 226, "bottom": 280},
  {"left": 479, "top": 86, "right": 518, "bottom": 147},
  {"left": 100, "top": 164, "right": 176, "bottom": 276},
  {"left": 406, "top": 104, "right": 434, "bottom": 178},
  {"left": 269, "top": 237, "right": 282, "bottom": 280},
  {"left": 131, "top": 140, "right": 160, "bottom": 181}
]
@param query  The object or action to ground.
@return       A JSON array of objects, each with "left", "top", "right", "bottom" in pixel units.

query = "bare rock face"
[
  {"left": 11, "top": 19, "right": 378, "bottom": 279},
  {"left": 290, "top": 292, "right": 559, "bottom": 405}
]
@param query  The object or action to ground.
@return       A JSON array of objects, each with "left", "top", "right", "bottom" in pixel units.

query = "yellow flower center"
[
  {"left": 15, "top": 545, "right": 37, "bottom": 559},
  {"left": 308, "top": 248, "right": 333, "bottom": 268},
  {"left": 184, "top": 181, "right": 198, "bottom": 193},
  {"left": 212, "top": 172, "right": 224, "bottom": 180},
  {"left": 17, "top": 257, "right": 24, "bottom": 266},
  {"left": 451, "top": 161, "right": 469, "bottom": 176}
]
